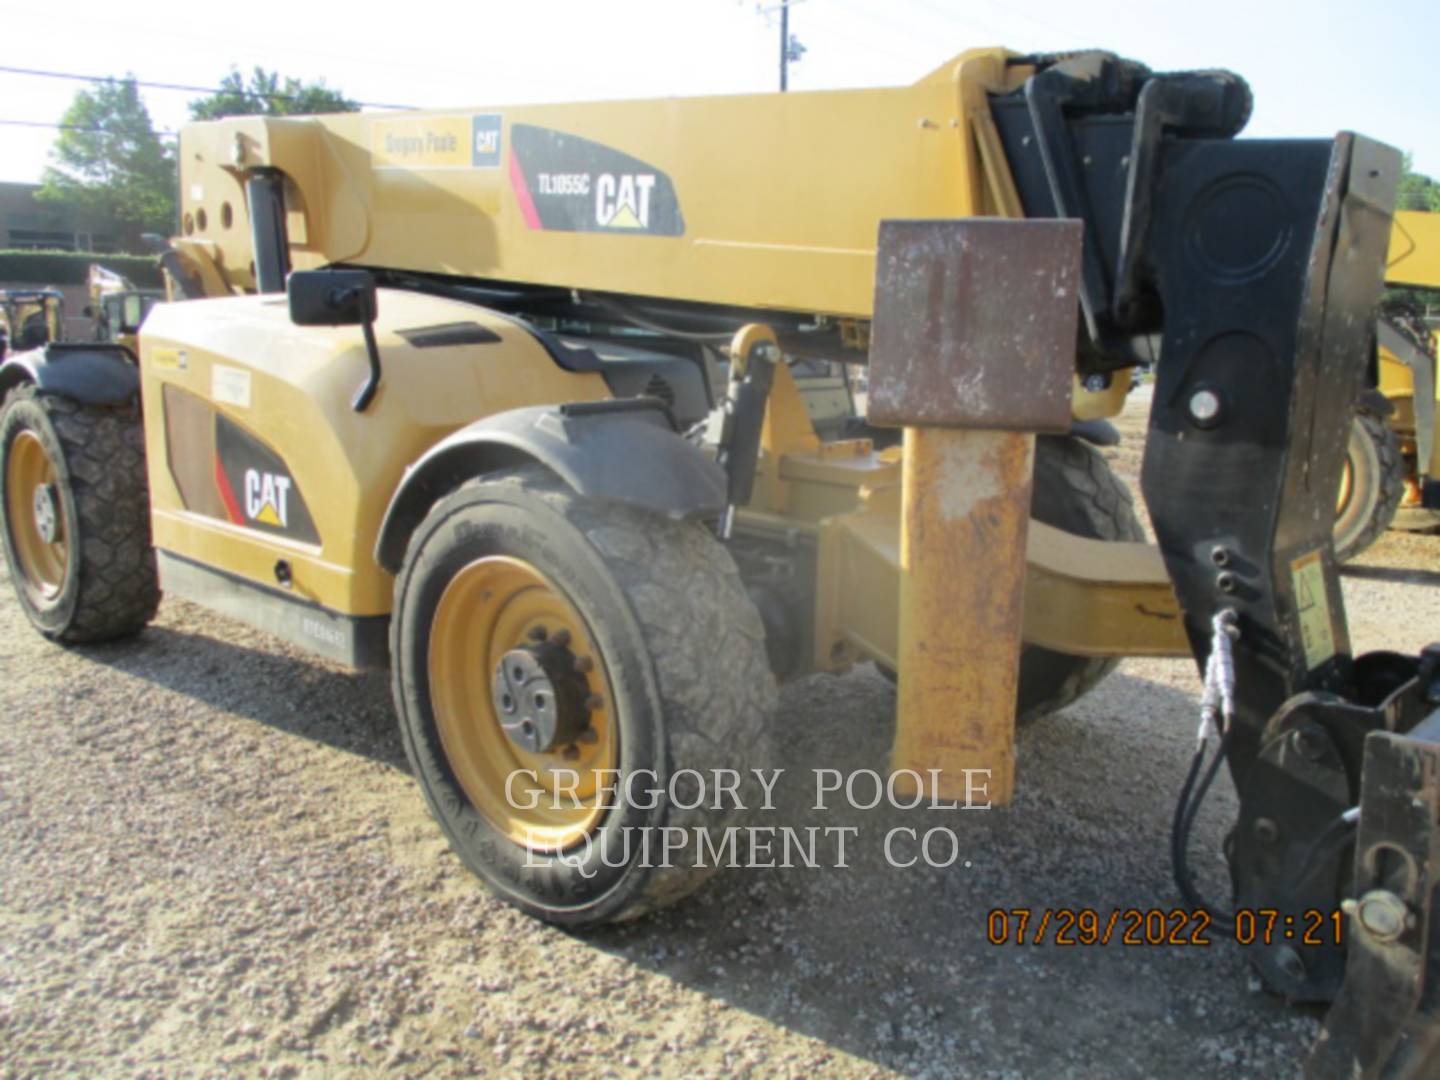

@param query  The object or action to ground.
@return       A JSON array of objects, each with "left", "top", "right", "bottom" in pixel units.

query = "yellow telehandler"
[
  {"left": 1368, "top": 211, "right": 1440, "bottom": 537},
  {"left": 2, "top": 48, "right": 1437, "bottom": 1076},
  {"left": 0, "top": 287, "right": 64, "bottom": 357},
  {"left": 85, "top": 264, "right": 163, "bottom": 353}
]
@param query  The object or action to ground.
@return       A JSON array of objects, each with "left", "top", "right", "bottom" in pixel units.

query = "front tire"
[
  {"left": 1016, "top": 435, "right": 1144, "bottom": 722},
  {"left": 1333, "top": 410, "right": 1403, "bottom": 560},
  {"left": 391, "top": 466, "right": 777, "bottom": 927},
  {"left": 0, "top": 385, "right": 159, "bottom": 641}
]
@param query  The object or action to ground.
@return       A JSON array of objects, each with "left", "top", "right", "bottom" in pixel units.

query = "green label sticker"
[{"left": 1291, "top": 549, "right": 1336, "bottom": 671}]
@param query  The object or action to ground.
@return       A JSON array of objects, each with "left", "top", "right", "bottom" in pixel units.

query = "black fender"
[
  {"left": 1070, "top": 418, "right": 1120, "bottom": 446},
  {"left": 376, "top": 400, "right": 727, "bottom": 574},
  {"left": 0, "top": 343, "right": 139, "bottom": 405}
]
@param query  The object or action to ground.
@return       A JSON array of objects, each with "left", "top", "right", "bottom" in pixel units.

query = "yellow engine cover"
[{"left": 139, "top": 289, "right": 608, "bottom": 621}]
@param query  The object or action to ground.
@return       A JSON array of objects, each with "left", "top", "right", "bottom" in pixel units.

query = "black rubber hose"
[{"left": 1171, "top": 729, "right": 1236, "bottom": 932}]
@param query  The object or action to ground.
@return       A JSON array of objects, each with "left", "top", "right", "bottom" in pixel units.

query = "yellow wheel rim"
[
  {"left": 1336, "top": 452, "right": 1355, "bottom": 517},
  {"left": 5, "top": 429, "right": 67, "bottom": 601},
  {"left": 428, "top": 556, "right": 618, "bottom": 852}
]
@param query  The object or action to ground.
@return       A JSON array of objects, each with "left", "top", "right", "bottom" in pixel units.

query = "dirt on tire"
[
  {"left": 1334, "top": 409, "right": 1405, "bottom": 561},
  {"left": 0, "top": 385, "right": 159, "bottom": 642}
]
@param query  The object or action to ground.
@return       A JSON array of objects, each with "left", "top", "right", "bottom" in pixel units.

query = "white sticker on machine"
[
  {"left": 1290, "top": 549, "right": 1337, "bottom": 671},
  {"left": 211, "top": 365, "right": 252, "bottom": 409}
]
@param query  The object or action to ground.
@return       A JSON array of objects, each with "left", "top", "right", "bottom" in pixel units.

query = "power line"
[
  {"left": 971, "top": 0, "right": 1090, "bottom": 43},
  {"left": 0, "top": 64, "right": 413, "bottom": 110},
  {"left": 0, "top": 117, "right": 177, "bottom": 136},
  {"left": 889, "top": 0, "right": 1014, "bottom": 43},
  {"left": 823, "top": 0, "right": 953, "bottom": 66},
  {"left": 754, "top": 1, "right": 809, "bottom": 92}
]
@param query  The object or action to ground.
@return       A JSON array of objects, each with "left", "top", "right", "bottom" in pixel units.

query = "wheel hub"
[
  {"left": 32, "top": 483, "right": 58, "bottom": 543},
  {"left": 428, "top": 555, "right": 617, "bottom": 851},
  {"left": 492, "top": 635, "right": 592, "bottom": 754}
]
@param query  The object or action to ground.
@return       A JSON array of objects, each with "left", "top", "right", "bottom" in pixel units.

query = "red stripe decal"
[
  {"left": 214, "top": 455, "right": 243, "bottom": 523},
  {"left": 508, "top": 148, "right": 542, "bottom": 230}
]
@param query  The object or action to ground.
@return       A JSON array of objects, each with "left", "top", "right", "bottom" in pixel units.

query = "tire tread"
[{"left": 1, "top": 385, "right": 159, "bottom": 642}]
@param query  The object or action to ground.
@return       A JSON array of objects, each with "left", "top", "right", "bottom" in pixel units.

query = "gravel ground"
[{"left": 1, "top": 390, "right": 1437, "bottom": 1078}]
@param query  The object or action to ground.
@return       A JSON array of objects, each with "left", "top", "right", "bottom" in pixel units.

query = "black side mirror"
[
  {"left": 287, "top": 269, "right": 385, "bottom": 413},
  {"left": 287, "top": 269, "right": 377, "bottom": 327}
]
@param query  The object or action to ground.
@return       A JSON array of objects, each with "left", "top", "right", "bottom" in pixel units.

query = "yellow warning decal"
[
  {"left": 1290, "top": 549, "right": 1337, "bottom": 671},
  {"left": 150, "top": 347, "right": 186, "bottom": 371}
]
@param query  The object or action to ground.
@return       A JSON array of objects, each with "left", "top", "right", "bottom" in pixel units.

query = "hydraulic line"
[{"left": 1171, "top": 609, "right": 1239, "bottom": 931}]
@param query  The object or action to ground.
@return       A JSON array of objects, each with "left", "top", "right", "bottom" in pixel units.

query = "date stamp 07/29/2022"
[{"left": 986, "top": 907, "right": 1345, "bottom": 948}]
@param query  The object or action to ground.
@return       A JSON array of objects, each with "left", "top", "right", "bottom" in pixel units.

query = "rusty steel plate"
[{"left": 867, "top": 218, "right": 1083, "bottom": 432}]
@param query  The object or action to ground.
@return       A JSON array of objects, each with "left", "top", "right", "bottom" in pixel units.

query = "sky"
[{"left": 1, "top": 0, "right": 1437, "bottom": 184}]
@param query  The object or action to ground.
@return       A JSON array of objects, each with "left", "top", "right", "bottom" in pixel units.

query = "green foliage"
[
  {"left": 189, "top": 67, "right": 358, "bottom": 120},
  {"left": 1398, "top": 159, "right": 1440, "bottom": 213},
  {"left": 1387, "top": 162, "right": 1440, "bottom": 311},
  {"left": 0, "top": 250, "right": 163, "bottom": 289},
  {"left": 35, "top": 77, "right": 176, "bottom": 239}
]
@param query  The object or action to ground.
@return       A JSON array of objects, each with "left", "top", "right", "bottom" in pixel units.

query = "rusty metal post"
[{"left": 868, "top": 219, "right": 1084, "bottom": 804}]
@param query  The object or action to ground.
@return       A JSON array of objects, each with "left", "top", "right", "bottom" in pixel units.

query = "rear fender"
[
  {"left": 376, "top": 400, "right": 726, "bottom": 573},
  {"left": 0, "top": 343, "right": 139, "bottom": 405}
]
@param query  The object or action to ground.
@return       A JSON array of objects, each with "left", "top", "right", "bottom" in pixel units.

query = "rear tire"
[
  {"left": 391, "top": 466, "right": 777, "bottom": 927},
  {"left": 1333, "top": 411, "right": 1404, "bottom": 560},
  {"left": 0, "top": 385, "right": 159, "bottom": 642}
]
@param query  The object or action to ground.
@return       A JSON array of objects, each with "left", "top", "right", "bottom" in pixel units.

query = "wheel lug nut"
[
  {"left": 551, "top": 628, "right": 572, "bottom": 648},
  {"left": 577, "top": 728, "right": 599, "bottom": 745},
  {"left": 527, "top": 626, "right": 548, "bottom": 642},
  {"left": 574, "top": 655, "right": 594, "bottom": 673},
  {"left": 562, "top": 745, "right": 581, "bottom": 760},
  {"left": 584, "top": 693, "right": 604, "bottom": 712}
]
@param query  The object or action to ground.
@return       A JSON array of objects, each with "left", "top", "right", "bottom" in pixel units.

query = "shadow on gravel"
[
  {"left": 74, "top": 623, "right": 408, "bottom": 770},
  {"left": 1341, "top": 563, "right": 1440, "bottom": 588},
  {"left": 574, "top": 666, "right": 1294, "bottom": 1077},
  {"left": 56, "top": 608, "right": 1302, "bottom": 1075}
]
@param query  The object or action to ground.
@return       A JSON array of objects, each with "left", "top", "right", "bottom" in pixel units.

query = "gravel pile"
[{"left": 1, "top": 393, "right": 1436, "bottom": 1077}]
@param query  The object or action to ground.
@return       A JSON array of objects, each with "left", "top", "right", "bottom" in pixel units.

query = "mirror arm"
[{"left": 344, "top": 288, "right": 382, "bottom": 413}]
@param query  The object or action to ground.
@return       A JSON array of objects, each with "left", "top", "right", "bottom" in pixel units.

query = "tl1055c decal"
[
  {"left": 508, "top": 123, "right": 684, "bottom": 236},
  {"left": 162, "top": 384, "right": 320, "bottom": 544}
]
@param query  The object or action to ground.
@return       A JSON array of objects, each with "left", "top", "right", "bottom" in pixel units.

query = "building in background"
[{"left": 0, "top": 182, "right": 120, "bottom": 253}]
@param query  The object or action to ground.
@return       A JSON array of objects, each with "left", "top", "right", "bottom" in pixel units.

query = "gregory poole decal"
[
  {"left": 371, "top": 114, "right": 503, "bottom": 169},
  {"left": 507, "top": 123, "right": 684, "bottom": 236}
]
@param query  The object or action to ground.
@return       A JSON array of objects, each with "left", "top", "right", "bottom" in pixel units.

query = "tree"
[
  {"left": 1397, "top": 167, "right": 1440, "bottom": 213},
  {"left": 1385, "top": 160, "right": 1440, "bottom": 311},
  {"left": 189, "top": 67, "right": 357, "bottom": 120},
  {"left": 36, "top": 77, "right": 176, "bottom": 242}
]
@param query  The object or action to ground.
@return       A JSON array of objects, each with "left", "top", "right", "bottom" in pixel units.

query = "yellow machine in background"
[
  {"left": 0, "top": 288, "right": 64, "bottom": 356},
  {"left": 3, "top": 48, "right": 1438, "bottom": 1075},
  {"left": 1372, "top": 211, "right": 1440, "bottom": 534},
  {"left": 86, "top": 265, "right": 163, "bottom": 353}
]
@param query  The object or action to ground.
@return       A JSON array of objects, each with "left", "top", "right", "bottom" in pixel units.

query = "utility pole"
[
  {"left": 780, "top": 0, "right": 789, "bottom": 91},
  {"left": 755, "top": 0, "right": 807, "bottom": 92}
]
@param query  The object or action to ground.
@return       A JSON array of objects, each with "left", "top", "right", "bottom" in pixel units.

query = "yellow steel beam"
[
  {"left": 1387, "top": 211, "right": 1440, "bottom": 289},
  {"left": 889, "top": 426, "right": 1035, "bottom": 803},
  {"left": 175, "top": 48, "right": 1026, "bottom": 315},
  {"left": 813, "top": 509, "right": 1188, "bottom": 670},
  {"left": 867, "top": 215, "right": 1087, "bottom": 806}
]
